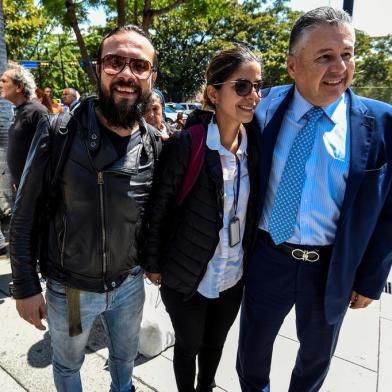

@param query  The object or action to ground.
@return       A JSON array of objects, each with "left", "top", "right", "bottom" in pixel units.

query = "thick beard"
[{"left": 98, "top": 79, "right": 151, "bottom": 129}]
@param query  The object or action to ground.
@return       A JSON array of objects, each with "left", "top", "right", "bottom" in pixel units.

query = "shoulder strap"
[
  {"left": 176, "top": 124, "right": 206, "bottom": 206},
  {"left": 143, "top": 120, "right": 163, "bottom": 163},
  {"left": 47, "top": 111, "right": 75, "bottom": 190}
]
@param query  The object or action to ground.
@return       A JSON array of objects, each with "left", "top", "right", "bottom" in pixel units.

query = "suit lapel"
[{"left": 335, "top": 89, "right": 375, "bottom": 228}]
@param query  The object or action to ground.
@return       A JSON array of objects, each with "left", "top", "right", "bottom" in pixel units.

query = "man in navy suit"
[{"left": 237, "top": 6, "right": 392, "bottom": 392}]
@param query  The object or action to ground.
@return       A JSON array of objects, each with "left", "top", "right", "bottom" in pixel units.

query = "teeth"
[
  {"left": 116, "top": 86, "right": 136, "bottom": 93},
  {"left": 325, "top": 79, "right": 342, "bottom": 85},
  {"left": 239, "top": 105, "right": 254, "bottom": 110}
]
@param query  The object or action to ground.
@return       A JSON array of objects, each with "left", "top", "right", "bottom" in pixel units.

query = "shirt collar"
[
  {"left": 292, "top": 87, "right": 346, "bottom": 125},
  {"left": 206, "top": 120, "right": 248, "bottom": 157}
]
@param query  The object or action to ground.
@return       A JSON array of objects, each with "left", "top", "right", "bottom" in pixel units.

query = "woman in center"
[{"left": 143, "top": 45, "right": 262, "bottom": 392}]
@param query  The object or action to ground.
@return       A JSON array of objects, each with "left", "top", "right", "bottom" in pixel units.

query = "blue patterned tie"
[{"left": 269, "top": 106, "right": 324, "bottom": 245}]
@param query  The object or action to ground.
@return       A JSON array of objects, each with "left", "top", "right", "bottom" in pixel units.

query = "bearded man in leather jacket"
[{"left": 9, "top": 25, "right": 160, "bottom": 392}]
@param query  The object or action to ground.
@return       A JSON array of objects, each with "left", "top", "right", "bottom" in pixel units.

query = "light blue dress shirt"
[
  {"left": 260, "top": 88, "right": 350, "bottom": 245},
  {"left": 198, "top": 121, "right": 249, "bottom": 299}
]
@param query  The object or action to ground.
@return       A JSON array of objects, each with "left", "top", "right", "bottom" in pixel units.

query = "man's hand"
[
  {"left": 349, "top": 290, "right": 373, "bottom": 309},
  {"left": 16, "top": 293, "right": 47, "bottom": 331},
  {"left": 145, "top": 272, "right": 161, "bottom": 286}
]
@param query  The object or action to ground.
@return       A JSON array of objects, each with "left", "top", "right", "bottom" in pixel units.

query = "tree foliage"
[
  {"left": 3, "top": 0, "right": 49, "bottom": 60},
  {"left": 3, "top": 0, "right": 392, "bottom": 103},
  {"left": 353, "top": 31, "right": 392, "bottom": 103}
]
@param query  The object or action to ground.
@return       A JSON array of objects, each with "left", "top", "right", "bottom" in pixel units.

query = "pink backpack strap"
[{"left": 176, "top": 124, "right": 206, "bottom": 206}]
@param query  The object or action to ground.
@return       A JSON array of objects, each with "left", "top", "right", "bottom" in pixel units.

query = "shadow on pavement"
[
  {"left": 27, "top": 331, "right": 51, "bottom": 368},
  {"left": 26, "top": 318, "right": 110, "bottom": 369},
  {"left": 25, "top": 316, "right": 159, "bottom": 370},
  {"left": 0, "top": 272, "right": 11, "bottom": 299}
]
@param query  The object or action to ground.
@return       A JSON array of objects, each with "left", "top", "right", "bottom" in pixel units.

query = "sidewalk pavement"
[{"left": 1, "top": 257, "right": 391, "bottom": 392}]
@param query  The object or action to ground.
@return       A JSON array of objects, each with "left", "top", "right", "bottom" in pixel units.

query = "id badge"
[{"left": 229, "top": 216, "right": 241, "bottom": 247}]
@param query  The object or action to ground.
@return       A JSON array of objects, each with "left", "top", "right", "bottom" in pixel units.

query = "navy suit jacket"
[{"left": 251, "top": 85, "right": 392, "bottom": 324}]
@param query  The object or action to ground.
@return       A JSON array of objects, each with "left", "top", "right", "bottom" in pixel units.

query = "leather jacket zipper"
[{"left": 98, "top": 171, "right": 108, "bottom": 291}]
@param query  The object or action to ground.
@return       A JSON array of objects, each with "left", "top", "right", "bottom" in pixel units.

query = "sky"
[
  {"left": 88, "top": 0, "right": 392, "bottom": 37},
  {"left": 289, "top": 0, "right": 392, "bottom": 36}
]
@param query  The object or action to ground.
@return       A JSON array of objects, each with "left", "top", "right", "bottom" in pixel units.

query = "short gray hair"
[
  {"left": 7, "top": 62, "right": 37, "bottom": 99},
  {"left": 289, "top": 7, "right": 352, "bottom": 54}
]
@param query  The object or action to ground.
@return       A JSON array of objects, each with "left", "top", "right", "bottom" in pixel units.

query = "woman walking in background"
[
  {"left": 143, "top": 45, "right": 262, "bottom": 392},
  {"left": 35, "top": 87, "right": 54, "bottom": 113}
]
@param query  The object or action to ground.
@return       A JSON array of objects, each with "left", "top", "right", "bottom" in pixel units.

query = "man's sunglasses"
[
  {"left": 213, "top": 79, "right": 263, "bottom": 97},
  {"left": 100, "top": 54, "right": 155, "bottom": 79}
]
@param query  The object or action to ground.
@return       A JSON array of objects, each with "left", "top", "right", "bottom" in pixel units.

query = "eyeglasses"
[
  {"left": 100, "top": 54, "right": 155, "bottom": 79},
  {"left": 213, "top": 79, "right": 262, "bottom": 97}
]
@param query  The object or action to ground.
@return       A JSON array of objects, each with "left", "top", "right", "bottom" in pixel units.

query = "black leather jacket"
[{"left": 10, "top": 98, "right": 160, "bottom": 299}]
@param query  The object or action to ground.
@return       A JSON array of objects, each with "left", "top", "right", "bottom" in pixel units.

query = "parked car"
[
  {"left": 166, "top": 102, "right": 186, "bottom": 112},
  {"left": 164, "top": 106, "right": 178, "bottom": 124},
  {"left": 180, "top": 102, "right": 202, "bottom": 115}
]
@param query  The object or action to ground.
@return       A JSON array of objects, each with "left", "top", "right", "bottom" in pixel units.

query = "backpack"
[
  {"left": 47, "top": 111, "right": 76, "bottom": 192},
  {"left": 176, "top": 124, "right": 206, "bottom": 206}
]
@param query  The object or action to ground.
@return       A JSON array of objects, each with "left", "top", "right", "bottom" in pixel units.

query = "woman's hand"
[{"left": 145, "top": 272, "right": 161, "bottom": 286}]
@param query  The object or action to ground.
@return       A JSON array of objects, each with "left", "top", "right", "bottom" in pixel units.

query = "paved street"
[{"left": 1, "top": 258, "right": 391, "bottom": 392}]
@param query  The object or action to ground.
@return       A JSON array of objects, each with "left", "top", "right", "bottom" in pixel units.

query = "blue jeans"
[{"left": 46, "top": 266, "right": 145, "bottom": 392}]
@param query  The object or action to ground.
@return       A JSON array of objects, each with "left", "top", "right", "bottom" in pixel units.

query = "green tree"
[
  {"left": 0, "top": 0, "right": 13, "bottom": 217},
  {"left": 40, "top": 0, "right": 102, "bottom": 87},
  {"left": 105, "top": 0, "right": 194, "bottom": 29},
  {"left": 151, "top": 0, "right": 301, "bottom": 100},
  {"left": 353, "top": 32, "right": 392, "bottom": 103},
  {"left": 3, "top": 0, "right": 49, "bottom": 60}
]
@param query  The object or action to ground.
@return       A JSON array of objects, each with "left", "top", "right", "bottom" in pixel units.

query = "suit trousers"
[
  {"left": 161, "top": 280, "right": 243, "bottom": 392},
  {"left": 237, "top": 230, "right": 345, "bottom": 392}
]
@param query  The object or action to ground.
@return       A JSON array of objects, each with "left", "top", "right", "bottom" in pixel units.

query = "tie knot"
[{"left": 306, "top": 106, "right": 324, "bottom": 122}]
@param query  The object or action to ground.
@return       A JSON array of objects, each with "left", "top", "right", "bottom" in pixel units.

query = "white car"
[
  {"left": 166, "top": 102, "right": 186, "bottom": 112},
  {"left": 163, "top": 106, "right": 178, "bottom": 124},
  {"left": 180, "top": 102, "right": 202, "bottom": 115}
]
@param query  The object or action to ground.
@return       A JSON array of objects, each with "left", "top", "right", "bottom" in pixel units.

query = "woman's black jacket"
[{"left": 143, "top": 110, "right": 260, "bottom": 297}]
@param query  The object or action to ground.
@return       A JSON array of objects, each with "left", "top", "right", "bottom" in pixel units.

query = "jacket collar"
[{"left": 76, "top": 97, "right": 147, "bottom": 171}]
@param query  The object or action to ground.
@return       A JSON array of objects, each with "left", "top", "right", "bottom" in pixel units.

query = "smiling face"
[
  {"left": 97, "top": 30, "right": 156, "bottom": 128},
  {"left": 287, "top": 22, "right": 355, "bottom": 106},
  {"left": 208, "top": 60, "right": 262, "bottom": 131},
  {"left": 99, "top": 31, "right": 155, "bottom": 105}
]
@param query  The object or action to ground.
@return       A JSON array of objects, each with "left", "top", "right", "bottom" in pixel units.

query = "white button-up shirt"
[{"left": 197, "top": 121, "right": 249, "bottom": 299}]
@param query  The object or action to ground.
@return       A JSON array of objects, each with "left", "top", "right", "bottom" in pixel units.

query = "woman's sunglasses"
[
  {"left": 213, "top": 78, "right": 263, "bottom": 97},
  {"left": 100, "top": 54, "right": 155, "bottom": 79}
]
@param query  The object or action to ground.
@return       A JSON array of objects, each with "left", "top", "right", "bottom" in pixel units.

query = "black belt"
[{"left": 259, "top": 230, "right": 333, "bottom": 262}]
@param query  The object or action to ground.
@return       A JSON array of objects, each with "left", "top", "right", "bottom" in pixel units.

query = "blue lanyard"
[{"left": 233, "top": 133, "right": 242, "bottom": 216}]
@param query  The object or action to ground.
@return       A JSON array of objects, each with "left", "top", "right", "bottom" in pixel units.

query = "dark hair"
[
  {"left": 152, "top": 88, "right": 165, "bottom": 107},
  {"left": 203, "top": 45, "right": 262, "bottom": 110},
  {"left": 97, "top": 24, "right": 158, "bottom": 68},
  {"left": 36, "top": 88, "right": 53, "bottom": 113},
  {"left": 289, "top": 6, "right": 352, "bottom": 54}
]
